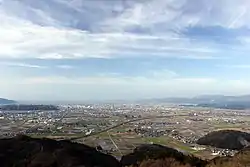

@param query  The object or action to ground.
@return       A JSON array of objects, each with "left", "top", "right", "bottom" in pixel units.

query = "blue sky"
[{"left": 0, "top": 0, "right": 250, "bottom": 101}]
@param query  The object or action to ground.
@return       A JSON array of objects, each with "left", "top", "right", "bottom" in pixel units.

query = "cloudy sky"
[{"left": 1, "top": 0, "right": 250, "bottom": 101}]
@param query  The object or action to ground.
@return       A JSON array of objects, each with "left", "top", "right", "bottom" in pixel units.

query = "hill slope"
[
  {"left": 0, "top": 135, "right": 120, "bottom": 167},
  {"left": 0, "top": 104, "right": 58, "bottom": 111},
  {"left": 207, "top": 146, "right": 250, "bottom": 167},
  {"left": 121, "top": 144, "right": 207, "bottom": 167},
  {"left": 197, "top": 130, "right": 250, "bottom": 150},
  {"left": 0, "top": 98, "right": 16, "bottom": 105},
  {"left": 1, "top": 135, "right": 250, "bottom": 167}
]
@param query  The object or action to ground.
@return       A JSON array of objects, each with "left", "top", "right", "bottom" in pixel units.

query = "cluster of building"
[{"left": 0, "top": 103, "right": 249, "bottom": 158}]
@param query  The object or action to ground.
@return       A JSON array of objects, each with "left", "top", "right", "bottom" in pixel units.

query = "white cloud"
[
  {"left": 218, "top": 64, "right": 250, "bottom": 69},
  {"left": 101, "top": 0, "right": 250, "bottom": 31},
  {"left": 1, "top": 0, "right": 250, "bottom": 101},
  {"left": 0, "top": 62, "right": 47, "bottom": 68},
  {"left": 232, "top": 65, "right": 250, "bottom": 69},
  {"left": 1, "top": 0, "right": 250, "bottom": 60},
  {"left": 56, "top": 65, "right": 74, "bottom": 69},
  {"left": 148, "top": 69, "right": 178, "bottom": 79},
  {"left": 0, "top": 15, "right": 221, "bottom": 60},
  {"left": 0, "top": 17, "right": 113, "bottom": 59}
]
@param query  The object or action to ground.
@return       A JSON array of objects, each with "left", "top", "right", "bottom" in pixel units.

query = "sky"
[{"left": 0, "top": 0, "right": 250, "bottom": 101}]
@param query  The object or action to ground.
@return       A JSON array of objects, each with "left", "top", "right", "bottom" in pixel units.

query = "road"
[{"left": 69, "top": 114, "right": 188, "bottom": 140}]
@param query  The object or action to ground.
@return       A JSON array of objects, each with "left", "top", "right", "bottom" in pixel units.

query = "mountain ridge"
[
  {"left": 1, "top": 135, "right": 250, "bottom": 167},
  {"left": 0, "top": 98, "right": 16, "bottom": 105},
  {"left": 138, "top": 94, "right": 250, "bottom": 103},
  {"left": 136, "top": 94, "right": 250, "bottom": 109}
]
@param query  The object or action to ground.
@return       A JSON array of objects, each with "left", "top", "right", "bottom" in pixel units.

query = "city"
[{"left": 1, "top": 103, "right": 249, "bottom": 159}]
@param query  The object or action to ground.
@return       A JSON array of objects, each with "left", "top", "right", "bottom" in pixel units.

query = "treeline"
[{"left": 0, "top": 104, "right": 58, "bottom": 111}]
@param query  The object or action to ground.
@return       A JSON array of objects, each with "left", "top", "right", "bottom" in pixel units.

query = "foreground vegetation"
[{"left": 1, "top": 135, "right": 250, "bottom": 167}]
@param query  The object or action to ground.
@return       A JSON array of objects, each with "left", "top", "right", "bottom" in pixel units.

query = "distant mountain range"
[
  {"left": 139, "top": 95, "right": 250, "bottom": 103},
  {"left": 1, "top": 95, "right": 250, "bottom": 109},
  {"left": 138, "top": 95, "right": 250, "bottom": 109},
  {"left": 0, "top": 98, "right": 16, "bottom": 105}
]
